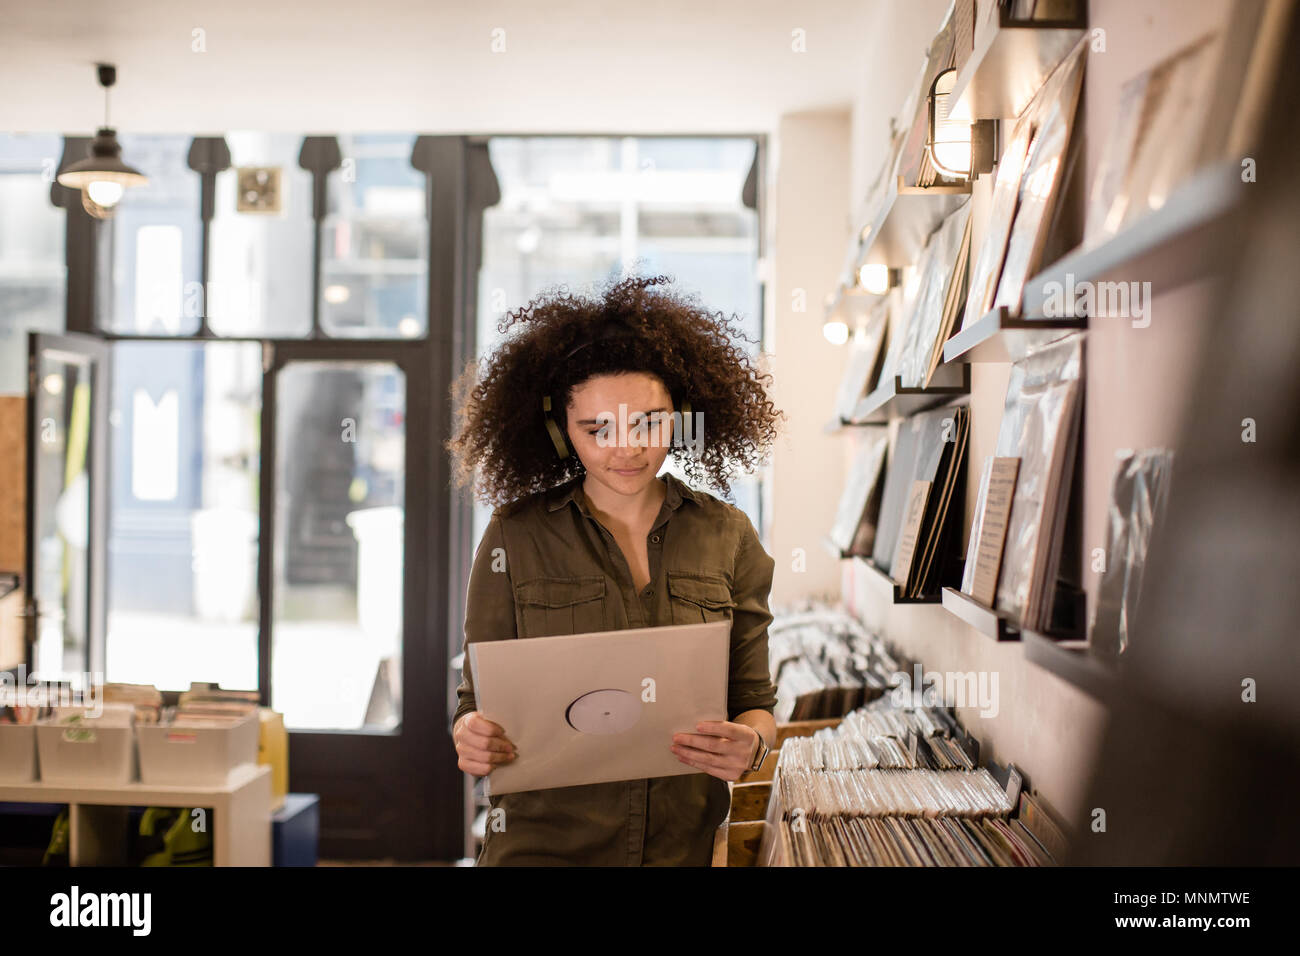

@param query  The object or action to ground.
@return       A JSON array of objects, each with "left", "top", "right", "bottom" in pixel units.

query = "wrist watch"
[{"left": 747, "top": 727, "right": 770, "bottom": 772}]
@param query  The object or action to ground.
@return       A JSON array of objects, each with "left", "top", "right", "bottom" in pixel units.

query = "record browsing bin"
[
  {"left": 137, "top": 713, "right": 260, "bottom": 787},
  {"left": 18, "top": 706, "right": 262, "bottom": 789},
  {"left": 36, "top": 704, "right": 137, "bottom": 786}
]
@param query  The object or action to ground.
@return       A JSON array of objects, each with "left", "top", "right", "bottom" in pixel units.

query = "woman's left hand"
[{"left": 671, "top": 721, "right": 760, "bottom": 782}]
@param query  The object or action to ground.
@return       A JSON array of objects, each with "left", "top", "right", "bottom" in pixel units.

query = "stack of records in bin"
[
  {"left": 767, "top": 606, "right": 908, "bottom": 723},
  {"left": 102, "top": 683, "right": 164, "bottom": 725},
  {"left": 757, "top": 698, "right": 1059, "bottom": 867},
  {"left": 170, "top": 684, "right": 260, "bottom": 726}
]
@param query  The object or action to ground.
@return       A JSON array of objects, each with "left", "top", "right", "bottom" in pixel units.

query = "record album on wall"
[
  {"left": 1089, "top": 448, "right": 1175, "bottom": 658},
  {"left": 871, "top": 404, "right": 970, "bottom": 599},
  {"left": 894, "top": 201, "right": 973, "bottom": 389},
  {"left": 992, "top": 333, "right": 1084, "bottom": 631},
  {"left": 833, "top": 303, "right": 890, "bottom": 422},
  {"left": 829, "top": 432, "right": 889, "bottom": 557},
  {"left": 962, "top": 35, "right": 1087, "bottom": 326}
]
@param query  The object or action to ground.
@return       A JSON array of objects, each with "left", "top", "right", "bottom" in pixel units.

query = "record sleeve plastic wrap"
[{"left": 1090, "top": 448, "right": 1175, "bottom": 657}]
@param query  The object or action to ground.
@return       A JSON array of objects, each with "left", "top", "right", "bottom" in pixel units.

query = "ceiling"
[{"left": 0, "top": 0, "right": 874, "bottom": 135}]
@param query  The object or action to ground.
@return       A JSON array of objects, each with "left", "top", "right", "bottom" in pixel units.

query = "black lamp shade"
[{"left": 57, "top": 127, "right": 149, "bottom": 190}]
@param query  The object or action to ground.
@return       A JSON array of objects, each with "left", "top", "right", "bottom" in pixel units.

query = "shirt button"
[{"left": 650, "top": 534, "right": 660, "bottom": 543}]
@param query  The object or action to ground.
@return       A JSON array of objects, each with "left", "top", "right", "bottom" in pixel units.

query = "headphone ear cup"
[{"left": 542, "top": 395, "right": 569, "bottom": 460}]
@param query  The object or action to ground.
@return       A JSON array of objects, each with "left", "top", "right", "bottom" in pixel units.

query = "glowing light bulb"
[
  {"left": 858, "top": 263, "right": 890, "bottom": 295},
  {"left": 87, "top": 180, "right": 124, "bottom": 207},
  {"left": 823, "top": 319, "right": 849, "bottom": 345}
]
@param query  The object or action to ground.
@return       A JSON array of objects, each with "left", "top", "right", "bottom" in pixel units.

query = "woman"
[{"left": 446, "top": 273, "right": 785, "bottom": 866}]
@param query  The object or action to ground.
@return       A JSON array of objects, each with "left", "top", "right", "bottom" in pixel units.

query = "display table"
[{"left": 0, "top": 763, "right": 271, "bottom": 866}]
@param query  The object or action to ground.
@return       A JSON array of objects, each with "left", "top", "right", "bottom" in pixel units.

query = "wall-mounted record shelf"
[
  {"left": 943, "top": 307, "right": 1087, "bottom": 364},
  {"left": 1020, "top": 161, "right": 1243, "bottom": 317},
  {"left": 1021, "top": 629, "right": 1123, "bottom": 701},
  {"left": 856, "top": 176, "right": 972, "bottom": 270},
  {"left": 821, "top": 535, "right": 848, "bottom": 560},
  {"left": 941, "top": 587, "right": 1021, "bottom": 641},
  {"left": 851, "top": 556, "right": 941, "bottom": 605},
  {"left": 823, "top": 415, "right": 885, "bottom": 434},
  {"left": 941, "top": 579, "right": 1086, "bottom": 643},
  {"left": 952, "top": 4, "right": 1088, "bottom": 120},
  {"left": 825, "top": 282, "right": 886, "bottom": 327},
  {"left": 850, "top": 365, "right": 970, "bottom": 424}
]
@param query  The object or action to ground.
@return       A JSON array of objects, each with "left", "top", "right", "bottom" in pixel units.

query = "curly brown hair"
[{"left": 447, "top": 273, "right": 784, "bottom": 508}]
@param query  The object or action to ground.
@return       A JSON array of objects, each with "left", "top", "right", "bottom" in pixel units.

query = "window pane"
[
  {"left": 272, "top": 361, "right": 405, "bottom": 731},
  {"left": 320, "top": 134, "right": 426, "bottom": 338},
  {"left": 0, "top": 133, "right": 66, "bottom": 392},
  {"left": 29, "top": 349, "right": 93, "bottom": 681},
  {"left": 96, "top": 134, "right": 202, "bottom": 335},
  {"left": 107, "top": 341, "right": 261, "bottom": 691},
  {"left": 208, "top": 133, "right": 314, "bottom": 336}
]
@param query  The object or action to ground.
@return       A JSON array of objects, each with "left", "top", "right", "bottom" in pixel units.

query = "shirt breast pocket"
[
  {"left": 666, "top": 571, "right": 734, "bottom": 626},
  {"left": 514, "top": 575, "right": 608, "bottom": 638}
]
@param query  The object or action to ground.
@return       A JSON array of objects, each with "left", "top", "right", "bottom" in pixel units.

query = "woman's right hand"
[{"left": 453, "top": 711, "right": 518, "bottom": 776}]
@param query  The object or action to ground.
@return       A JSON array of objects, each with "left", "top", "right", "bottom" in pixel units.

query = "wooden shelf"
[
  {"left": 1022, "top": 629, "right": 1123, "bottom": 700},
  {"left": 0, "top": 761, "right": 268, "bottom": 804},
  {"left": 850, "top": 365, "right": 970, "bottom": 424},
  {"left": 952, "top": 5, "right": 1087, "bottom": 120},
  {"left": 1020, "top": 161, "right": 1243, "bottom": 317},
  {"left": 851, "top": 556, "right": 941, "bottom": 605},
  {"left": 856, "top": 176, "right": 971, "bottom": 270},
  {"left": 943, "top": 307, "right": 1086, "bottom": 364},
  {"left": 0, "top": 763, "right": 271, "bottom": 866},
  {"left": 941, "top": 587, "right": 1021, "bottom": 641}
]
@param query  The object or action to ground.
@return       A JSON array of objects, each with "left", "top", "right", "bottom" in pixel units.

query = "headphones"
[
  {"left": 542, "top": 393, "right": 693, "bottom": 461},
  {"left": 541, "top": 318, "right": 692, "bottom": 461}
]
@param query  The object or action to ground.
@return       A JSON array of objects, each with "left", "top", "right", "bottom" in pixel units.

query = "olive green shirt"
[{"left": 452, "top": 470, "right": 778, "bottom": 866}]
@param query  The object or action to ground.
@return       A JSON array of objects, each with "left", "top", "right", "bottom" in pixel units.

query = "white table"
[{"left": 0, "top": 763, "right": 271, "bottom": 866}]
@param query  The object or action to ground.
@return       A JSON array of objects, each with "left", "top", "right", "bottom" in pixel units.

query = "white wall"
[{"left": 766, "top": 109, "right": 853, "bottom": 606}]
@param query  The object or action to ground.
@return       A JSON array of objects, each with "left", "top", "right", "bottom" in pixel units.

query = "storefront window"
[
  {"left": 0, "top": 133, "right": 67, "bottom": 394},
  {"left": 208, "top": 132, "right": 314, "bottom": 337},
  {"left": 95, "top": 134, "right": 202, "bottom": 335},
  {"left": 320, "top": 134, "right": 427, "bottom": 338}
]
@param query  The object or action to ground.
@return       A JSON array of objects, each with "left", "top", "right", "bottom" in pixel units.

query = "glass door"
[
  {"left": 261, "top": 339, "right": 432, "bottom": 859},
  {"left": 24, "top": 332, "right": 110, "bottom": 686}
]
